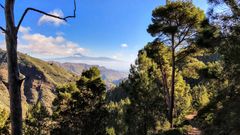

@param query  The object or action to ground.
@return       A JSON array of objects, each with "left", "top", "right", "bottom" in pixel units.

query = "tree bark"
[
  {"left": 5, "top": 0, "right": 23, "bottom": 134},
  {"left": 169, "top": 33, "right": 175, "bottom": 128},
  {"left": 158, "top": 62, "right": 170, "bottom": 115},
  {"left": 2, "top": 1, "right": 76, "bottom": 134}
]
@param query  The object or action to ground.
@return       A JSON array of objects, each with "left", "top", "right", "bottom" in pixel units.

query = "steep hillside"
[
  {"left": 0, "top": 49, "right": 128, "bottom": 122},
  {"left": 0, "top": 49, "right": 76, "bottom": 113},
  {"left": 0, "top": 49, "right": 128, "bottom": 113}
]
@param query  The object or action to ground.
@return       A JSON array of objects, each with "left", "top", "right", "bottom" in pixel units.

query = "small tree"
[
  {"left": 0, "top": 1, "right": 76, "bottom": 134},
  {"left": 52, "top": 67, "right": 109, "bottom": 134},
  {"left": 124, "top": 50, "right": 168, "bottom": 134},
  {"left": 24, "top": 102, "right": 50, "bottom": 135},
  {"left": 147, "top": 1, "right": 205, "bottom": 128},
  {"left": 0, "top": 107, "right": 8, "bottom": 130}
]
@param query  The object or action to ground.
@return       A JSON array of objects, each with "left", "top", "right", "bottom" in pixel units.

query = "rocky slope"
[
  {"left": 0, "top": 49, "right": 128, "bottom": 114},
  {"left": 0, "top": 49, "right": 76, "bottom": 114}
]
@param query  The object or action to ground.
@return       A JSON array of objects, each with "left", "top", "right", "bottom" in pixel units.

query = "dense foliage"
[
  {"left": 51, "top": 67, "right": 108, "bottom": 135},
  {"left": 0, "top": 0, "right": 239, "bottom": 135},
  {"left": 147, "top": 1, "right": 205, "bottom": 128}
]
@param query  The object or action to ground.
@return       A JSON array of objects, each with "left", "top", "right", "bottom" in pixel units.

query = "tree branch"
[
  {"left": 0, "top": 3, "right": 4, "bottom": 9},
  {"left": 2, "top": 81, "right": 9, "bottom": 90},
  {"left": 175, "top": 47, "right": 196, "bottom": 63},
  {"left": 0, "top": 26, "right": 6, "bottom": 33},
  {"left": 174, "top": 25, "right": 192, "bottom": 49},
  {"left": 64, "top": 0, "right": 77, "bottom": 20},
  {"left": 16, "top": 0, "right": 76, "bottom": 33},
  {"left": 176, "top": 26, "right": 188, "bottom": 43},
  {"left": 18, "top": 78, "right": 25, "bottom": 87},
  {"left": 156, "top": 37, "right": 171, "bottom": 44}
]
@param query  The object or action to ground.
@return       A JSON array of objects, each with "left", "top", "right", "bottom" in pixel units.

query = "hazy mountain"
[
  {"left": 52, "top": 62, "right": 128, "bottom": 89},
  {"left": 56, "top": 53, "right": 118, "bottom": 62},
  {"left": 50, "top": 53, "right": 131, "bottom": 71},
  {"left": 0, "top": 49, "right": 128, "bottom": 113}
]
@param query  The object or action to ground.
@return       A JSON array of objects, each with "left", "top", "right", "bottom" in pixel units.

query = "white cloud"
[
  {"left": 56, "top": 31, "right": 65, "bottom": 36},
  {"left": 112, "top": 55, "right": 118, "bottom": 59},
  {"left": 112, "top": 53, "right": 124, "bottom": 60},
  {"left": 38, "top": 9, "right": 66, "bottom": 26},
  {"left": 0, "top": 26, "right": 134, "bottom": 71},
  {"left": 19, "top": 26, "right": 31, "bottom": 34},
  {"left": 0, "top": 40, "right": 5, "bottom": 50},
  {"left": 121, "top": 43, "right": 128, "bottom": 48},
  {"left": 14, "top": 26, "right": 86, "bottom": 58}
]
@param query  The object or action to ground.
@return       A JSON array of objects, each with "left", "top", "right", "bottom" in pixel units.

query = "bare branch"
[
  {"left": 19, "top": 78, "right": 25, "bottom": 87},
  {"left": 0, "top": 26, "right": 6, "bottom": 33},
  {"left": 0, "top": 3, "right": 4, "bottom": 9},
  {"left": 64, "top": 0, "right": 77, "bottom": 20},
  {"left": 2, "top": 81, "right": 9, "bottom": 90},
  {"left": 16, "top": 0, "right": 76, "bottom": 33}
]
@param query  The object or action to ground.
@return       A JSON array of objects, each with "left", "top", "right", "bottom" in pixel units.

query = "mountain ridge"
[
  {"left": 0, "top": 49, "right": 75, "bottom": 114},
  {"left": 49, "top": 53, "right": 130, "bottom": 71},
  {"left": 51, "top": 61, "right": 128, "bottom": 89},
  {"left": 0, "top": 49, "right": 128, "bottom": 113}
]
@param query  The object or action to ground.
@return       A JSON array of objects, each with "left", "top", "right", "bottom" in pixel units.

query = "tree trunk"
[
  {"left": 5, "top": 0, "right": 23, "bottom": 134},
  {"left": 157, "top": 63, "right": 171, "bottom": 118},
  {"left": 169, "top": 34, "right": 175, "bottom": 128}
]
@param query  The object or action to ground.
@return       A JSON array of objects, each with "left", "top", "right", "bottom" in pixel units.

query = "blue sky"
[{"left": 0, "top": 0, "right": 209, "bottom": 71}]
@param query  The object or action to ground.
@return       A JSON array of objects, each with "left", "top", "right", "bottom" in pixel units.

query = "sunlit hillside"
[{"left": 0, "top": 0, "right": 239, "bottom": 135}]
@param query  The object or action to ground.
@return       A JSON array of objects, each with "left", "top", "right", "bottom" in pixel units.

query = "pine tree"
[
  {"left": 124, "top": 42, "right": 192, "bottom": 134},
  {"left": 52, "top": 67, "right": 108, "bottom": 135},
  {"left": 147, "top": 1, "right": 205, "bottom": 127},
  {"left": 24, "top": 102, "right": 50, "bottom": 135}
]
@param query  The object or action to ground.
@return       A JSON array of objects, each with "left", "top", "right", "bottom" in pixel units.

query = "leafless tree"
[{"left": 0, "top": 1, "right": 76, "bottom": 135}]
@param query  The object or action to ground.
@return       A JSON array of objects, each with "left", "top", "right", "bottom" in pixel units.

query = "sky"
[{"left": 0, "top": 0, "right": 209, "bottom": 71}]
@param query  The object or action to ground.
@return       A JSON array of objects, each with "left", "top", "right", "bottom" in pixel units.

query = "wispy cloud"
[
  {"left": 121, "top": 43, "right": 128, "bottom": 48},
  {"left": 38, "top": 9, "right": 66, "bottom": 26},
  {"left": 16, "top": 26, "right": 85, "bottom": 58},
  {"left": 0, "top": 26, "right": 85, "bottom": 58},
  {"left": 0, "top": 27, "right": 134, "bottom": 71}
]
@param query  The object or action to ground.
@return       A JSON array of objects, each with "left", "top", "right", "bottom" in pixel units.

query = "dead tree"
[{"left": 0, "top": 1, "right": 76, "bottom": 135}]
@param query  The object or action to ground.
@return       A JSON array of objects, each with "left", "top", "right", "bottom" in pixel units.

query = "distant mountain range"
[
  {"left": 0, "top": 49, "right": 128, "bottom": 113},
  {"left": 52, "top": 62, "right": 128, "bottom": 89},
  {"left": 50, "top": 53, "right": 131, "bottom": 71},
  {"left": 56, "top": 53, "right": 118, "bottom": 62}
]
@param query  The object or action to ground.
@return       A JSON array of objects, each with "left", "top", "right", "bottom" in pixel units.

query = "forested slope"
[{"left": 0, "top": 49, "right": 75, "bottom": 114}]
